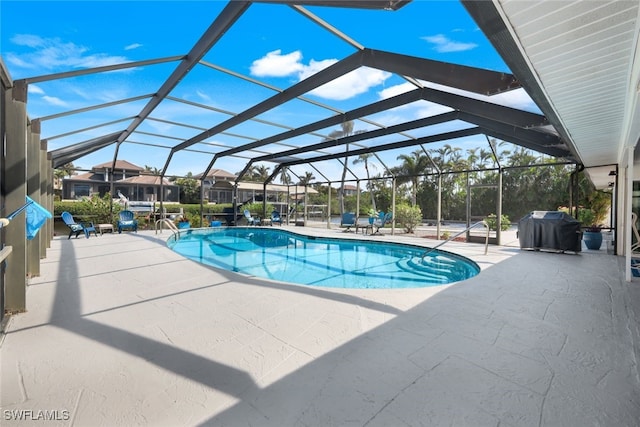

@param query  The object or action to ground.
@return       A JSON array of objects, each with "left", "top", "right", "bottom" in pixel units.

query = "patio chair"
[
  {"left": 244, "top": 209, "right": 260, "bottom": 226},
  {"left": 117, "top": 210, "right": 138, "bottom": 233},
  {"left": 340, "top": 212, "right": 356, "bottom": 232},
  {"left": 271, "top": 210, "right": 282, "bottom": 226},
  {"left": 61, "top": 211, "right": 98, "bottom": 239},
  {"left": 373, "top": 212, "right": 393, "bottom": 234}
]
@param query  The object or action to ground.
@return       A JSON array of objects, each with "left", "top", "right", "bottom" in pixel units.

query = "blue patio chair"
[
  {"left": 270, "top": 210, "right": 282, "bottom": 226},
  {"left": 373, "top": 212, "right": 393, "bottom": 234},
  {"left": 117, "top": 210, "right": 138, "bottom": 233},
  {"left": 340, "top": 212, "right": 356, "bottom": 232},
  {"left": 244, "top": 209, "right": 260, "bottom": 226},
  {"left": 61, "top": 211, "right": 98, "bottom": 239}
]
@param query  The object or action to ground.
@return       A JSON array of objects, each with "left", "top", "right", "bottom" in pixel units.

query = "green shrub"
[
  {"left": 395, "top": 204, "right": 422, "bottom": 233},
  {"left": 54, "top": 194, "right": 121, "bottom": 224},
  {"left": 203, "top": 203, "right": 233, "bottom": 214},
  {"left": 483, "top": 213, "right": 511, "bottom": 231},
  {"left": 242, "top": 202, "right": 273, "bottom": 218},
  {"left": 577, "top": 208, "right": 595, "bottom": 227},
  {"left": 184, "top": 211, "right": 206, "bottom": 227}
]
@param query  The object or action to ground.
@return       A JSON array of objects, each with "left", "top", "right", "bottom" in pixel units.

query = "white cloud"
[
  {"left": 489, "top": 88, "right": 539, "bottom": 112},
  {"left": 42, "top": 95, "right": 69, "bottom": 107},
  {"left": 297, "top": 57, "right": 337, "bottom": 80},
  {"left": 378, "top": 82, "right": 416, "bottom": 100},
  {"left": 25, "top": 83, "right": 70, "bottom": 107},
  {"left": 250, "top": 50, "right": 391, "bottom": 101},
  {"left": 422, "top": 34, "right": 477, "bottom": 53},
  {"left": 11, "top": 34, "right": 46, "bottom": 48},
  {"left": 377, "top": 82, "right": 453, "bottom": 120},
  {"left": 379, "top": 80, "right": 538, "bottom": 113},
  {"left": 371, "top": 80, "right": 538, "bottom": 139},
  {"left": 250, "top": 49, "right": 304, "bottom": 77},
  {"left": 196, "top": 90, "right": 211, "bottom": 102},
  {"left": 8, "top": 33, "right": 129, "bottom": 71},
  {"left": 5, "top": 52, "right": 33, "bottom": 69},
  {"left": 309, "top": 67, "right": 391, "bottom": 101},
  {"left": 28, "top": 84, "right": 45, "bottom": 95},
  {"left": 125, "top": 43, "right": 143, "bottom": 51}
]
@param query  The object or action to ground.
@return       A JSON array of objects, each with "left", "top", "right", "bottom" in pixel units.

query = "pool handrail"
[
  {"left": 421, "top": 220, "right": 489, "bottom": 258},
  {"left": 155, "top": 218, "right": 179, "bottom": 240}
]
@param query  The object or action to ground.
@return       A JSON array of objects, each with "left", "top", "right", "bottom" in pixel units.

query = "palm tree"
[
  {"left": 337, "top": 121, "right": 354, "bottom": 214},
  {"left": 478, "top": 148, "right": 495, "bottom": 169},
  {"left": 277, "top": 166, "right": 291, "bottom": 185},
  {"left": 353, "top": 153, "right": 376, "bottom": 211},
  {"left": 320, "top": 122, "right": 356, "bottom": 215},
  {"left": 254, "top": 165, "right": 270, "bottom": 182},
  {"left": 54, "top": 162, "right": 76, "bottom": 190},
  {"left": 393, "top": 150, "right": 430, "bottom": 205},
  {"left": 466, "top": 148, "right": 479, "bottom": 170},
  {"left": 298, "top": 171, "right": 315, "bottom": 185},
  {"left": 144, "top": 165, "right": 161, "bottom": 175},
  {"left": 56, "top": 162, "right": 76, "bottom": 178}
]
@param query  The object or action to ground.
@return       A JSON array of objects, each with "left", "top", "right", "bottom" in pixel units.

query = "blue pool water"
[{"left": 167, "top": 228, "right": 480, "bottom": 289}]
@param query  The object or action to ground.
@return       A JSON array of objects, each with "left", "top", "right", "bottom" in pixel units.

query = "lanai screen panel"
[{"left": 1, "top": 0, "right": 575, "bottom": 184}]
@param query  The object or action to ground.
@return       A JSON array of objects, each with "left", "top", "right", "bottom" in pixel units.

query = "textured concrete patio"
[{"left": 1, "top": 226, "right": 639, "bottom": 426}]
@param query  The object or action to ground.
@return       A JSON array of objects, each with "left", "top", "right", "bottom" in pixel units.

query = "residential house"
[
  {"left": 342, "top": 184, "right": 359, "bottom": 197},
  {"left": 62, "top": 160, "right": 179, "bottom": 202},
  {"left": 196, "top": 169, "right": 317, "bottom": 209}
]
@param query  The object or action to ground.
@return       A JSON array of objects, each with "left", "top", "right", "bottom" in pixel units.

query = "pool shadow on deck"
[
  {"left": 48, "top": 239, "right": 260, "bottom": 401},
  {"left": 18, "top": 232, "right": 411, "bottom": 402}
]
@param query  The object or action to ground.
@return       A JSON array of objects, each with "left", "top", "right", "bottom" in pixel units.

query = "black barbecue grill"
[{"left": 518, "top": 211, "right": 582, "bottom": 253}]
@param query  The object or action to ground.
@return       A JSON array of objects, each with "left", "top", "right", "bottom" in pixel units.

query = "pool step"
[
  {"left": 407, "top": 255, "right": 456, "bottom": 275},
  {"left": 395, "top": 258, "right": 450, "bottom": 283},
  {"left": 395, "top": 253, "right": 476, "bottom": 284}
]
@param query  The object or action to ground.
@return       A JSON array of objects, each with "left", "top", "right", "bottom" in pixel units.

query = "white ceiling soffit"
[{"left": 493, "top": 0, "right": 640, "bottom": 171}]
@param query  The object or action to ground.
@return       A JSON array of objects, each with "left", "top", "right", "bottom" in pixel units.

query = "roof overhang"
[{"left": 463, "top": 0, "right": 640, "bottom": 189}]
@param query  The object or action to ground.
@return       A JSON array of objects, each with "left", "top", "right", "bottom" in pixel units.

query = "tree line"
[{"left": 55, "top": 135, "right": 608, "bottom": 226}]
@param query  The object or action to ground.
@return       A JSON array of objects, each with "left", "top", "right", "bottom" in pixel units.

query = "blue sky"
[{"left": 0, "top": 1, "right": 539, "bottom": 182}]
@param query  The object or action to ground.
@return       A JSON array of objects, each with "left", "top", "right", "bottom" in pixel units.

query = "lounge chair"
[
  {"left": 271, "top": 210, "right": 282, "bottom": 226},
  {"left": 61, "top": 211, "right": 98, "bottom": 239},
  {"left": 373, "top": 212, "right": 392, "bottom": 234},
  {"left": 340, "top": 212, "right": 356, "bottom": 232},
  {"left": 117, "top": 210, "right": 138, "bottom": 233},
  {"left": 244, "top": 209, "right": 260, "bottom": 226}
]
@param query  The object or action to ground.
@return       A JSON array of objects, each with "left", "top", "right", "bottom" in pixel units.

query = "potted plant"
[
  {"left": 176, "top": 216, "right": 190, "bottom": 229},
  {"left": 577, "top": 178, "right": 611, "bottom": 250},
  {"left": 583, "top": 224, "right": 603, "bottom": 250},
  {"left": 580, "top": 209, "right": 603, "bottom": 250}
]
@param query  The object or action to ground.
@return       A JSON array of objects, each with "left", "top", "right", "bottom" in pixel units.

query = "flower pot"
[
  {"left": 583, "top": 231, "right": 603, "bottom": 250},
  {"left": 177, "top": 221, "right": 190, "bottom": 229}
]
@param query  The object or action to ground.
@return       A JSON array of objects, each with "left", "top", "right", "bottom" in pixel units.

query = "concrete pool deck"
[{"left": 1, "top": 226, "right": 639, "bottom": 426}]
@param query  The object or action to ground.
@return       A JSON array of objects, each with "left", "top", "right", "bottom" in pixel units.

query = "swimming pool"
[{"left": 167, "top": 228, "right": 479, "bottom": 289}]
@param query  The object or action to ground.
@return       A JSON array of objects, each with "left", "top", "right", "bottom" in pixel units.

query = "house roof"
[
  {"left": 92, "top": 160, "right": 144, "bottom": 171},
  {"left": 237, "top": 181, "right": 318, "bottom": 194},
  {"left": 195, "top": 168, "right": 238, "bottom": 181},
  {"left": 68, "top": 171, "right": 101, "bottom": 182},
  {"left": 118, "top": 175, "right": 175, "bottom": 186},
  {"left": 64, "top": 163, "right": 174, "bottom": 186}
]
